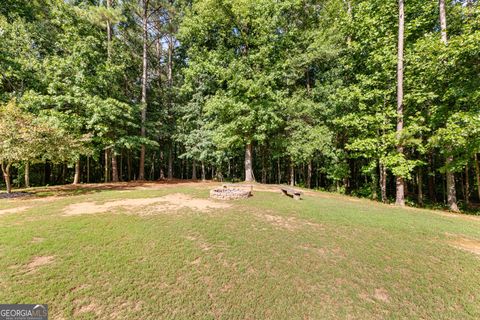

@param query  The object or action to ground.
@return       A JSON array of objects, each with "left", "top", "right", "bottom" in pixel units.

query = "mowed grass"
[{"left": 0, "top": 183, "right": 479, "bottom": 319}]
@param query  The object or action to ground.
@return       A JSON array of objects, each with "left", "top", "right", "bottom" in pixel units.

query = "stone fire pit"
[{"left": 210, "top": 188, "right": 251, "bottom": 200}]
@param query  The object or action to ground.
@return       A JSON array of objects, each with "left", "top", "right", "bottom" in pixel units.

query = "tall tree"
[
  {"left": 395, "top": 0, "right": 405, "bottom": 206},
  {"left": 439, "top": 0, "right": 459, "bottom": 212},
  {"left": 138, "top": 0, "right": 150, "bottom": 180}
]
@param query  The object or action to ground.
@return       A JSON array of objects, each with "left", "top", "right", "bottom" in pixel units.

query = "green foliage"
[
  {"left": 1, "top": 0, "right": 480, "bottom": 205},
  {"left": 0, "top": 100, "right": 89, "bottom": 165}
]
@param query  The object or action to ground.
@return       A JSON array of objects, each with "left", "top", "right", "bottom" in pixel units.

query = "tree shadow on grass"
[{"left": 1, "top": 179, "right": 217, "bottom": 199}]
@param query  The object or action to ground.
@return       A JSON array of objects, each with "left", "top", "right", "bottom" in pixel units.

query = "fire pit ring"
[{"left": 210, "top": 188, "right": 251, "bottom": 200}]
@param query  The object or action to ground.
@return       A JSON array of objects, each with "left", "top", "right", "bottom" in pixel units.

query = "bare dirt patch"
[
  {"left": 31, "top": 237, "right": 45, "bottom": 244},
  {"left": 110, "top": 301, "right": 143, "bottom": 318},
  {"left": 73, "top": 301, "right": 101, "bottom": 317},
  {"left": 184, "top": 234, "right": 219, "bottom": 252},
  {"left": 449, "top": 237, "right": 480, "bottom": 256},
  {"left": 255, "top": 212, "right": 323, "bottom": 231},
  {"left": 63, "top": 193, "right": 231, "bottom": 216},
  {"left": 0, "top": 206, "right": 29, "bottom": 215},
  {"left": 26, "top": 255, "right": 55, "bottom": 273},
  {"left": 373, "top": 288, "right": 390, "bottom": 302},
  {"left": 298, "top": 244, "right": 328, "bottom": 255}
]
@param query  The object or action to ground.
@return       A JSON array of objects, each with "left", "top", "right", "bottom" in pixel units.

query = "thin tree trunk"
[
  {"left": 25, "top": 161, "right": 30, "bottom": 188},
  {"left": 62, "top": 163, "right": 67, "bottom": 184},
  {"left": 261, "top": 151, "right": 267, "bottom": 184},
  {"left": 379, "top": 162, "right": 387, "bottom": 203},
  {"left": 139, "top": 0, "right": 149, "bottom": 181},
  {"left": 344, "top": 0, "right": 352, "bottom": 45},
  {"left": 168, "top": 143, "right": 173, "bottom": 179},
  {"left": 127, "top": 152, "right": 132, "bottom": 181},
  {"left": 1, "top": 162, "right": 12, "bottom": 193},
  {"left": 290, "top": 161, "right": 295, "bottom": 186},
  {"left": 159, "top": 150, "right": 165, "bottom": 180},
  {"left": 106, "top": 0, "right": 112, "bottom": 59},
  {"left": 105, "top": 0, "right": 115, "bottom": 183},
  {"left": 475, "top": 154, "right": 480, "bottom": 201},
  {"left": 119, "top": 152, "right": 123, "bottom": 181},
  {"left": 428, "top": 154, "right": 436, "bottom": 202},
  {"left": 371, "top": 161, "right": 378, "bottom": 200},
  {"left": 104, "top": 149, "right": 109, "bottom": 182},
  {"left": 446, "top": 156, "right": 459, "bottom": 211},
  {"left": 417, "top": 167, "right": 424, "bottom": 206},
  {"left": 395, "top": 0, "right": 405, "bottom": 207},
  {"left": 201, "top": 161, "right": 206, "bottom": 181},
  {"left": 465, "top": 164, "right": 470, "bottom": 206},
  {"left": 439, "top": 0, "right": 459, "bottom": 212},
  {"left": 277, "top": 158, "right": 281, "bottom": 184},
  {"left": 244, "top": 143, "right": 254, "bottom": 182},
  {"left": 86, "top": 156, "right": 90, "bottom": 183},
  {"left": 192, "top": 160, "right": 197, "bottom": 180},
  {"left": 307, "top": 160, "right": 312, "bottom": 189},
  {"left": 73, "top": 159, "right": 80, "bottom": 185},
  {"left": 111, "top": 152, "right": 119, "bottom": 182},
  {"left": 150, "top": 153, "right": 155, "bottom": 180},
  {"left": 439, "top": 0, "right": 448, "bottom": 44}
]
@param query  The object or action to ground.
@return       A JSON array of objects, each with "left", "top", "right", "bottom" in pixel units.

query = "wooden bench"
[{"left": 280, "top": 187, "right": 303, "bottom": 200}]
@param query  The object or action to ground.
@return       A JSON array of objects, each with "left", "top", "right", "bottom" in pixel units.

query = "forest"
[{"left": 1, "top": 0, "right": 479, "bottom": 212}]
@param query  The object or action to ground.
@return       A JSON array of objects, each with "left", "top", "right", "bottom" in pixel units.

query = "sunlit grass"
[{"left": 0, "top": 183, "right": 479, "bottom": 319}]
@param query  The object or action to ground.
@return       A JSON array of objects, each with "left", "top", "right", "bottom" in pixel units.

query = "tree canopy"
[{"left": 1, "top": 0, "right": 479, "bottom": 212}]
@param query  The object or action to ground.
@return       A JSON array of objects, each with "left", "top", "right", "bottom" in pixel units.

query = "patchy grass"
[{"left": 0, "top": 182, "right": 479, "bottom": 319}]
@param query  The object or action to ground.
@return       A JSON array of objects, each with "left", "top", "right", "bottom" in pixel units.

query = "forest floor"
[{"left": 0, "top": 181, "right": 479, "bottom": 319}]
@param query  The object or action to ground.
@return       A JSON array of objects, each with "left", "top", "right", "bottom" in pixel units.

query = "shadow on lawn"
[{"left": 1, "top": 179, "right": 216, "bottom": 199}]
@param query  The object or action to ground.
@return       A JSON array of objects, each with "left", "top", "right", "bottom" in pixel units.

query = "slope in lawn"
[{"left": 0, "top": 182, "right": 479, "bottom": 319}]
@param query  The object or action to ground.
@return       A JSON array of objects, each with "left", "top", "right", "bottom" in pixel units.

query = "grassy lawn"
[{"left": 0, "top": 182, "right": 479, "bottom": 319}]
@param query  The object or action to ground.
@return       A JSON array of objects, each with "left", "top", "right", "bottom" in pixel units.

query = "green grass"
[{"left": 0, "top": 183, "right": 479, "bottom": 319}]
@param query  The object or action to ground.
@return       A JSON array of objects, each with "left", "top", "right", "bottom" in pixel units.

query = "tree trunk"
[
  {"left": 106, "top": 0, "right": 112, "bottom": 59},
  {"left": 111, "top": 152, "right": 119, "bottom": 182},
  {"left": 104, "top": 149, "right": 109, "bottom": 183},
  {"left": 73, "top": 159, "right": 80, "bottom": 185},
  {"left": 307, "top": 160, "right": 312, "bottom": 189},
  {"left": 277, "top": 158, "right": 281, "bottom": 184},
  {"left": 2, "top": 162, "right": 12, "bottom": 193},
  {"left": 119, "top": 152, "right": 123, "bottom": 181},
  {"left": 371, "top": 162, "right": 378, "bottom": 200},
  {"left": 138, "top": 0, "right": 149, "bottom": 181},
  {"left": 465, "top": 164, "right": 470, "bottom": 206},
  {"left": 428, "top": 154, "right": 436, "bottom": 202},
  {"left": 62, "top": 163, "right": 67, "bottom": 184},
  {"left": 344, "top": 0, "right": 352, "bottom": 45},
  {"left": 244, "top": 143, "right": 254, "bottom": 182},
  {"left": 261, "top": 151, "right": 267, "bottom": 184},
  {"left": 168, "top": 143, "right": 173, "bottom": 179},
  {"left": 150, "top": 153, "right": 155, "bottom": 180},
  {"left": 86, "top": 156, "right": 90, "bottom": 183},
  {"left": 25, "top": 161, "right": 30, "bottom": 188},
  {"left": 475, "top": 154, "right": 480, "bottom": 201},
  {"left": 439, "top": 0, "right": 458, "bottom": 212},
  {"left": 446, "top": 156, "right": 459, "bottom": 212},
  {"left": 192, "top": 160, "right": 197, "bottom": 180},
  {"left": 417, "top": 167, "right": 423, "bottom": 206},
  {"left": 289, "top": 161, "right": 295, "bottom": 186},
  {"left": 439, "top": 0, "right": 448, "bottom": 44},
  {"left": 127, "top": 152, "right": 131, "bottom": 181},
  {"left": 201, "top": 161, "right": 206, "bottom": 181},
  {"left": 379, "top": 162, "right": 387, "bottom": 203},
  {"left": 395, "top": 0, "right": 405, "bottom": 207},
  {"left": 159, "top": 150, "right": 165, "bottom": 180}
]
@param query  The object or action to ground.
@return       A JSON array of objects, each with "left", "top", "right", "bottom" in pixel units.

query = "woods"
[{"left": 1, "top": 0, "right": 480, "bottom": 211}]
